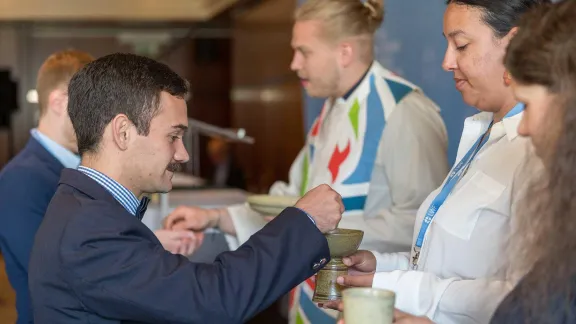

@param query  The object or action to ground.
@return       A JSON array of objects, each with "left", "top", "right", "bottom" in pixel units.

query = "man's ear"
[
  {"left": 502, "top": 26, "right": 519, "bottom": 45},
  {"left": 338, "top": 41, "right": 354, "bottom": 68},
  {"left": 110, "top": 114, "right": 133, "bottom": 151},
  {"left": 47, "top": 88, "right": 68, "bottom": 116}
]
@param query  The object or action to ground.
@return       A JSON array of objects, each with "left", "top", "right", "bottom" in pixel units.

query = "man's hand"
[
  {"left": 163, "top": 206, "right": 219, "bottom": 231},
  {"left": 320, "top": 251, "right": 377, "bottom": 310},
  {"left": 154, "top": 229, "right": 204, "bottom": 256},
  {"left": 296, "top": 184, "right": 344, "bottom": 233},
  {"left": 336, "top": 273, "right": 374, "bottom": 287},
  {"left": 342, "top": 250, "right": 377, "bottom": 275},
  {"left": 335, "top": 250, "right": 376, "bottom": 287},
  {"left": 394, "top": 310, "right": 433, "bottom": 323},
  {"left": 319, "top": 300, "right": 344, "bottom": 312},
  {"left": 320, "top": 273, "right": 374, "bottom": 310}
]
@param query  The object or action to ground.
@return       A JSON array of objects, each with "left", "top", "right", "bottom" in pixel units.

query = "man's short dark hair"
[{"left": 67, "top": 53, "right": 190, "bottom": 156}]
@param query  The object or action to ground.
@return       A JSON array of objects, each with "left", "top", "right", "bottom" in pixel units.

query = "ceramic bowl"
[{"left": 247, "top": 195, "right": 299, "bottom": 216}]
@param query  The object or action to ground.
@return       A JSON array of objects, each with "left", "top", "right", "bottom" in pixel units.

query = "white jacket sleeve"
[
  {"left": 372, "top": 250, "right": 411, "bottom": 272},
  {"left": 228, "top": 147, "right": 307, "bottom": 245},
  {"left": 372, "top": 270, "right": 513, "bottom": 323},
  {"left": 338, "top": 92, "right": 449, "bottom": 253}
]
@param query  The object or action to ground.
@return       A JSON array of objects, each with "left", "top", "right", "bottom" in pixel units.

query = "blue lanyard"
[{"left": 411, "top": 103, "right": 524, "bottom": 269}]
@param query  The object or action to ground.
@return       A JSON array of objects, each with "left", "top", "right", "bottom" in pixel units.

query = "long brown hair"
[{"left": 505, "top": 0, "right": 576, "bottom": 320}]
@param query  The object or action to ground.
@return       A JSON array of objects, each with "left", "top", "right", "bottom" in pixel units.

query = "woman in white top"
[{"left": 323, "top": 0, "right": 549, "bottom": 323}]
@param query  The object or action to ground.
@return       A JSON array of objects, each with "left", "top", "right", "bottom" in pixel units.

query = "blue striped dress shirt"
[{"left": 78, "top": 166, "right": 144, "bottom": 216}]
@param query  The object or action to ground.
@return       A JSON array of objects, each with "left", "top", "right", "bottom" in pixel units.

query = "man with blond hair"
[{"left": 164, "top": 0, "right": 449, "bottom": 322}]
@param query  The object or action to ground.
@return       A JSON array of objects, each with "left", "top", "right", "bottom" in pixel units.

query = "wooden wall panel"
[
  {"left": 231, "top": 0, "right": 303, "bottom": 193},
  {"left": 187, "top": 38, "right": 232, "bottom": 180}
]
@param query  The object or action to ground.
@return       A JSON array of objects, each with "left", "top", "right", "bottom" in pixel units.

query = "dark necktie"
[{"left": 136, "top": 196, "right": 151, "bottom": 221}]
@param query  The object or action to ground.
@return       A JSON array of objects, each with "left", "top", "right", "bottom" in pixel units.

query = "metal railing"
[{"left": 160, "top": 118, "right": 254, "bottom": 216}]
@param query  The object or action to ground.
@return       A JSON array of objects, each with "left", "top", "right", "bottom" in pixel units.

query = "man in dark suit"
[
  {"left": 0, "top": 50, "right": 202, "bottom": 324},
  {"left": 28, "top": 53, "right": 342, "bottom": 323},
  {"left": 0, "top": 50, "right": 93, "bottom": 324}
]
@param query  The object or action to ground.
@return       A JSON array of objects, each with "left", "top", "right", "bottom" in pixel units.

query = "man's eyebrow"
[{"left": 172, "top": 124, "right": 188, "bottom": 132}]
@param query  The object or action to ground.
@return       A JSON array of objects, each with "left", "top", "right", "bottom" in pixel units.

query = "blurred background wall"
[{"left": 0, "top": 0, "right": 305, "bottom": 194}]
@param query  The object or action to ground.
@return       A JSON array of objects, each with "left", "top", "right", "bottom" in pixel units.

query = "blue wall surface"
[{"left": 298, "top": 0, "right": 478, "bottom": 165}]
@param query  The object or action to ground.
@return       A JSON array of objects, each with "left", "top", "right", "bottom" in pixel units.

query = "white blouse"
[{"left": 372, "top": 110, "right": 535, "bottom": 324}]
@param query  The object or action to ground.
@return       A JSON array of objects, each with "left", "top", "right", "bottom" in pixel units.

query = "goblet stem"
[{"left": 312, "top": 257, "right": 348, "bottom": 303}]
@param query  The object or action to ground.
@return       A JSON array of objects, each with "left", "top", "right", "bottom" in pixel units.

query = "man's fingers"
[
  {"left": 178, "top": 241, "right": 188, "bottom": 256},
  {"left": 171, "top": 221, "right": 188, "bottom": 231},
  {"left": 394, "top": 309, "right": 410, "bottom": 320},
  {"left": 342, "top": 254, "right": 363, "bottom": 267},
  {"left": 186, "top": 240, "right": 195, "bottom": 256},
  {"left": 163, "top": 214, "right": 183, "bottom": 229},
  {"left": 342, "top": 251, "right": 376, "bottom": 274},
  {"left": 320, "top": 301, "right": 343, "bottom": 311},
  {"left": 163, "top": 206, "right": 192, "bottom": 229},
  {"left": 169, "top": 230, "right": 196, "bottom": 240},
  {"left": 159, "top": 230, "right": 205, "bottom": 256},
  {"left": 168, "top": 241, "right": 181, "bottom": 254},
  {"left": 336, "top": 274, "right": 373, "bottom": 287},
  {"left": 195, "top": 232, "right": 205, "bottom": 246}
]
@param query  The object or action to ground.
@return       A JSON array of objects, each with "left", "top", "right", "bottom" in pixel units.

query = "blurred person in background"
[
  {"left": 0, "top": 50, "right": 199, "bottom": 324},
  {"left": 207, "top": 136, "right": 246, "bottom": 189},
  {"left": 163, "top": 0, "right": 449, "bottom": 322}
]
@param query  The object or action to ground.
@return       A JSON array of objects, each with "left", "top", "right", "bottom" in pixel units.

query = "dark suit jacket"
[
  {"left": 29, "top": 169, "right": 330, "bottom": 324},
  {"left": 0, "top": 137, "right": 64, "bottom": 324}
]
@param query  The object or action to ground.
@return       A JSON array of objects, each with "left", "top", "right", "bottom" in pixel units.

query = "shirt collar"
[
  {"left": 501, "top": 103, "right": 524, "bottom": 141},
  {"left": 464, "top": 102, "right": 524, "bottom": 142},
  {"left": 77, "top": 166, "right": 141, "bottom": 216},
  {"left": 30, "top": 129, "right": 80, "bottom": 169},
  {"left": 335, "top": 61, "right": 377, "bottom": 104},
  {"left": 342, "top": 63, "right": 373, "bottom": 100}
]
